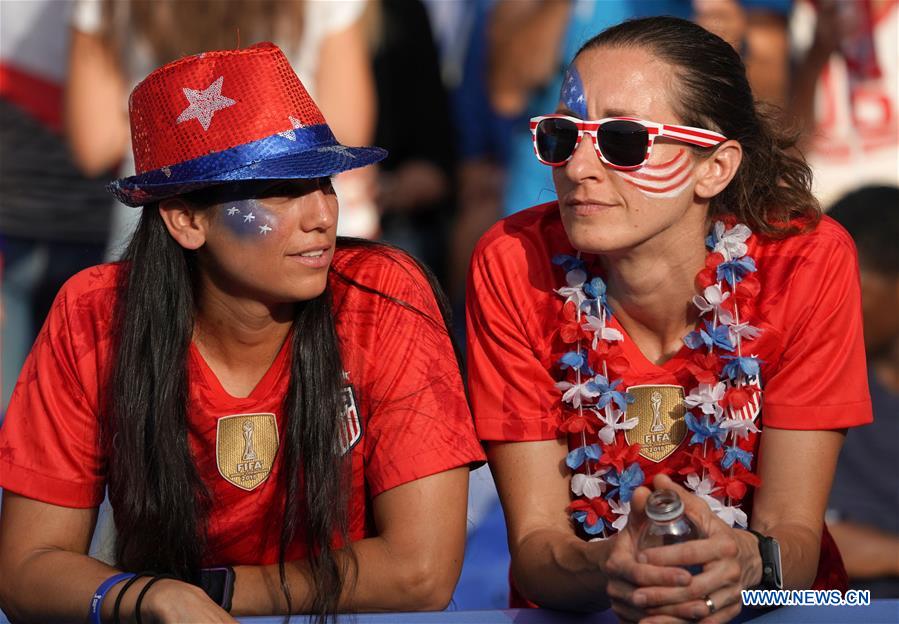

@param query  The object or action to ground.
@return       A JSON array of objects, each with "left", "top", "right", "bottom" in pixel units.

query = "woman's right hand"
[
  {"left": 140, "top": 578, "right": 238, "bottom": 623},
  {"left": 602, "top": 486, "right": 693, "bottom": 624}
]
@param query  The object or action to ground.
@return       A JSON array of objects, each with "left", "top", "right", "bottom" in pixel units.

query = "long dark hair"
[
  {"left": 105, "top": 205, "right": 456, "bottom": 619},
  {"left": 576, "top": 16, "right": 820, "bottom": 238}
]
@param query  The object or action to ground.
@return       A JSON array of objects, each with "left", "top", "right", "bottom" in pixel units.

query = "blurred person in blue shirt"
[{"left": 827, "top": 185, "right": 899, "bottom": 599}]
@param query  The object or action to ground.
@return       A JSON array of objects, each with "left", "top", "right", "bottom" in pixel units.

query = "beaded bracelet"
[{"left": 88, "top": 573, "right": 135, "bottom": 624}]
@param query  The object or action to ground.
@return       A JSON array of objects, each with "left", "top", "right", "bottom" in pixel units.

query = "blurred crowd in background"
[{"left": 1, "top": 0, "right": 897, "bottom": 610}]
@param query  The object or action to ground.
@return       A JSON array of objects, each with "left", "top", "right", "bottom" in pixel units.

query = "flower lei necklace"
[{"left": 553, "top": 221, "right": 764, "bottom": 538}]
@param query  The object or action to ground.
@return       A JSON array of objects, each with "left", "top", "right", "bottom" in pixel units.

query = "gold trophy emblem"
[
  {"left": 216, "top": 413, "right": 279, "bottom": 491},
  {"left": 624, "top": 385, "right": 688, "bottom": 462},
  {"left": 242, "top": 420, "right": 258, "bottom": 461}
]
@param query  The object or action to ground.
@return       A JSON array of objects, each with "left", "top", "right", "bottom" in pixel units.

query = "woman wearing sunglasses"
[
  {"left": 467, "top": 16, "right": 871, "bottom": 623},
  {"left": 0, "top": 44, "right": 484, "bottom": 623}
]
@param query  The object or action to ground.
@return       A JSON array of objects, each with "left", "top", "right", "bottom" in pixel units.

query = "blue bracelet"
[{"left": 89, "top": 573, "right": 136, "bottom": 624}]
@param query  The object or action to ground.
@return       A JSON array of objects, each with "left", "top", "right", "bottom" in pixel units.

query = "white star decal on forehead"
[
  {"left": 227, "top": 207, "right": 240, "bottom": 215},
  {"left": 277, "top": 116, "right": 306, "bottom": 141},
  {"left": 317, "top": 145, "right": 356, "bottom": 159},
  {"left": 259, "top": 224, "right": 272, "bottom": 234},
  {"left": 176, "top": 76, "right": 236, "bottom": 131},
  {"left": 243, "top": 212, "right": 255, "bottom": 222}
]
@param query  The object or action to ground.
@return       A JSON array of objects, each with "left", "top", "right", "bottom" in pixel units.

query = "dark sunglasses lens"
[
  {"left": 536, "top": 118, "right": 579, "bottom": 163},
  {"left": 598, "top": 120, "right": 648, "bottom": 167}
]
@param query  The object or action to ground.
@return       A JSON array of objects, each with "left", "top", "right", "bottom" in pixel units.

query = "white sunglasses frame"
[{"left": 529, "top": 114, "right": 728, "bottom": 170}]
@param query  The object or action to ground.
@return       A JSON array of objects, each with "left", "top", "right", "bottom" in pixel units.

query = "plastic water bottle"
[{"left": 637, "top": 489, "right": 703, "bottom": 574}]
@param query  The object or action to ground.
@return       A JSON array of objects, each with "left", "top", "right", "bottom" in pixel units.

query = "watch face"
[{"left": 762, "top": 537, "right": 783, "bottom": 590}]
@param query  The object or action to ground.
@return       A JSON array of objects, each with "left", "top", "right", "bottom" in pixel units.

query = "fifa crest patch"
[
  {"left": 338, "top": 385, "right": 363, "bottom": 455},
  {"left": 624, "top": 385, "right": 688, "bottom": 462},
  {"left": 216, "top": 413, "right": 279, "bottom": 491}
]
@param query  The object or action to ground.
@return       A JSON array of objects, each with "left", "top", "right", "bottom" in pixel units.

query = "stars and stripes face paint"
[
  {"left": 561, "top": 67, "right": 588, "bottom": 118},
  {"left": 219, "top": 199, "right": 278, "bottom": 238},
  {"left": 613, "top": 148, "right": 694, "bottom": 198}
]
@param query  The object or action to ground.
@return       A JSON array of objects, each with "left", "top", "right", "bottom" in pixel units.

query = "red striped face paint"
[{"left": 613, "top": 149, "right": 693, "bottom": 198}]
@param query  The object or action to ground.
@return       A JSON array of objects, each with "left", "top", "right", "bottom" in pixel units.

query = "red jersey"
[
  {"left": 0, "top": 245, "right": 485, "bottom": 566},
  {"left": 466, "top": 203, "right": 872, "bottom": 598}
]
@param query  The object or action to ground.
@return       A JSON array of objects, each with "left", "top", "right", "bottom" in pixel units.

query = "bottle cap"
[{"left": 645, "top": 489, "right": 685, "bottom": 522}]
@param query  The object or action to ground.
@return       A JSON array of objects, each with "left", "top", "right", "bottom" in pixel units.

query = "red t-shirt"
[
  {"left": 0, "top": 245, "right": 485, "bottom": 566},
  {"left": 466, "top": 203, "right": 872, "bottom": 599}
]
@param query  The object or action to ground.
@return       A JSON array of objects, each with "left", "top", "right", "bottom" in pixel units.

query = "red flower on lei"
[
  {"left": 567, "top": 496, "right": 614, "bottom": 525},
  {"left": 598, "top": 438, "right": 641, "bottom": 473}
]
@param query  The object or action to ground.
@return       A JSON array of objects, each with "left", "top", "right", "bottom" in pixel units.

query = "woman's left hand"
[{"left": 630, "top": 473, "right": 762, "bottom": 623}]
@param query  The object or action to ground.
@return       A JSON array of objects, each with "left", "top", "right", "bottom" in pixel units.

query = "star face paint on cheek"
[
  {"left": 560, "top": 66, "right": 588, "bottom": 118},
  {"left": 613, "top": 149, "right": 694, "bottom": 198},
  {"left": 219, "top": 199, "right": 277, "bottom": 238}
]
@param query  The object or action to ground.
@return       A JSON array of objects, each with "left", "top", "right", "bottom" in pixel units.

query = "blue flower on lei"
[
  {"left": 605, "top": 463, "right": 645, "bottom": 503},
  {"left": 685, "top": 412, "right": 728, "bottom": 448},
  {"left": 720, "top": 355, "right": 763, "bottom": 381},
  {"left": 717, "top": 256, "right": 757, "bottom": 287},
  {"left": 558, "top": 350, "right": 593, "bottom": 376},
  {"left": 553, "top": 254, "right": 586, "bottom": 273},
  {"left": 684, "top": 321, "right": 735, "bottom": 352},
  {"left": 566, "top": 444, "right": 602, "bottom": 470},
  {"left": 585, "top": 374, "right": 634, "bottom": 411},
  {"left": 722, "top": 446, "right": 754, "bottom": 470},
  {"left": 571, "top": 511, "right": 605, "bottom": 535}
]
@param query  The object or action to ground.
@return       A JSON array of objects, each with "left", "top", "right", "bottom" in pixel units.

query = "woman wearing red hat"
[
  {"left": 0, "top": 44, "right": 484, "bottom": 622},
  {"left": 466, "top": 16, "right": 872, "bottom": 623}
]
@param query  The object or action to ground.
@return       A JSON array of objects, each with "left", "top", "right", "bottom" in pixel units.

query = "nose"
[
  {"left": 563, "top": 133, "right": 608, "bottom": 184},
  {"left": 299, "top": 188, "right": 337, "bottom": 232}
]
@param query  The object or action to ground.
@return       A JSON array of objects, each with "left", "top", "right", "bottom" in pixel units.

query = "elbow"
[
  {"left": 397, "top": 559, "right": 459, "bottom": 611},
  {"left": 67, "top": 137, "right": 120, "bottom": 179}
]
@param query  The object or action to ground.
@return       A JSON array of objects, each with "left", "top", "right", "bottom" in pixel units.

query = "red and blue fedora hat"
[{"left": 109, "top": 42, "right": 386, "bottom": 206}]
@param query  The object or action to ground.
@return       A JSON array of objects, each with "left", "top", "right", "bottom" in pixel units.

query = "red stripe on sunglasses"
[{"left": 529, "top": 114, "right": 727, "bottom": 170}]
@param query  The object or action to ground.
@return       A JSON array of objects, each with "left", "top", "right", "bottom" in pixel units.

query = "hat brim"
[{"left": 109, "top": 141, "right": 387, "bottom": 207}]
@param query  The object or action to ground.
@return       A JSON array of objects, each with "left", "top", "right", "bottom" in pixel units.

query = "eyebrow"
[{"left": 553, "top": 105, "right": 638, "bottom": 119}]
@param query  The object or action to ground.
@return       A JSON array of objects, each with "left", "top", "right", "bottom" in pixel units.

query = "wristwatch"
[
  {"left": 748, "top": 529, "right": 783, "bottom": 590},
  {"left": 196, "top": 566, "right": 235, "bottom": 611}
]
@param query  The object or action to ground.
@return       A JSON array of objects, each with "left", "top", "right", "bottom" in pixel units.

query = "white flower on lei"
[
  {"left": 610, "top": 498, "right": 631, "bottom": 532},
  {"left": 684, "top": 473, "right": 723, "bottom": 512},
  {"left": 728, "top": 321, "right": 762, "bottom": 342},
  {"left": 684, "top": 382, "right": 726, "bottom": 419},
  {"left": 555, "top": 379, "right": 599, "bottom": 409},
  {"left": 692, "top": 284, "right": 734, "bottom": 325},
  {"left": 719, "top": 415, "right": 761, "bottom": 440},
  {"left": 582, "top": 315, "right": 624, "bottom": 349},
  {"left": 555, "top": 269, "right": 588, "bottom": 308},
  {"left": 712, "top": 222, "right": 752, "bottom": 261},
  {"left": 591, "top": 406, "right": 639, "bottom": 445},
  {"left": 571, "top": 470, "right": 608, "bottom": 499},
  {"left": 715, "top": 504, "right": 748, "bottom": 528}
]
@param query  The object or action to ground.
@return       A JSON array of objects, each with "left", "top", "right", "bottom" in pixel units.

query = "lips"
[{"left": 287, "top": 245, "right": 333, "bottom": 268}]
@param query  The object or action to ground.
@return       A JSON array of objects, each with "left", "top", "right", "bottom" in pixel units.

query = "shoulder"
[
  {"left": 754, "top": 216, "right": 857, "bottom": 265},
  {"left": 330, "top": 241, "right": 440, "bottom": 316},
  {"left": 472, "top": 201, "right": 568, "bottom": 272},
  {"left": 55, "top": 263, "right": 123, "bottom": 310}
]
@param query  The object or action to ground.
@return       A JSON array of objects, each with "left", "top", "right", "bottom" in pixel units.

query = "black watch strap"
[
  {"left": 748, "top": 529, "right": 783, "bottom": 590},
  {"left": 197, "top": 566, "right": 236, "bottom": 612}
]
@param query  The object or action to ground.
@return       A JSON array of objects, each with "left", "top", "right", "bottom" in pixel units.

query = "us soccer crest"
[
  {"left": 216, "top": 413, "right": 279, "bottom": 491},
  {"left": 725, "top": 377, "right": 762, "bottom": 421},
  {"left": 338, "top": 385, "right": 363, "bottom": 455},
  {"left": 624, "top": 385, "right": 688, "bottom": 462}
]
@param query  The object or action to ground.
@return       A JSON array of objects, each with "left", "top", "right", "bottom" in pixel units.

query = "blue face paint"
[
  {"left": 560, "top": 66, "right": 587, "bottom": 118},
  {"left": 218, "top": 198, "right": 276, "bottom": 238}
]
